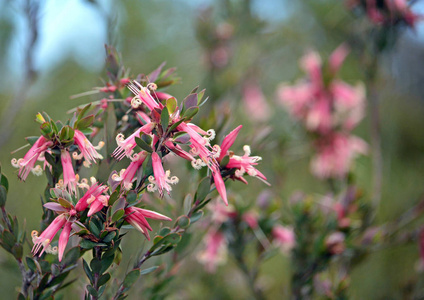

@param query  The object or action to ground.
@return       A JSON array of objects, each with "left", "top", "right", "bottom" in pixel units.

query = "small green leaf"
[
  {"left": 80, "top": 240, "right": 98, "bottom": 250},
  {"left": 90, "top": 258, "right": 102, "bottom": 274},
  {"left": 182, "top": 106, "right": 199, "bottom": 120},
  {"left": 166, "top": 97, "right": 177, "bottom": 114},
  {"left": 183, "top": 93, "right": 198, "bottom": 110},
  {"left": 87, "top": 285, "right": 98, "bottom": 297},
  {"left": 112, "top": 209, "right": 125, "bottom": 223},
  {"left": 77, "top": 104, "right": 92, "bottom": 121},
  {"left": 26, "top": 257, "right": 37, "bottom": 272},
  {"left": 158, "top": 227, "right": 171, "bottom": 236},
  {"left": 123, "top": 269, "right": 140, "bottom": 289},
  {"left": 63, "top": 247, "right": 81, "bottom": 265},
  {"left": 57, "top": 197, "right": 73, "bottom": 209},
  {"left": 102, "top": 231, "right": 116, "bottom": 243},
  {"left": 88, "top": 221, "right": 101, "bottom": 237},
  {"left": 183, "top": 194, "right": 192, "bottom": 215},
  {"left": 140, "top": 266, "right": 159, "bottom": 275},
  {"left": 195, "top": 177, "right": 211, "bottom": 203},
  {"left": 82, "top": 259, "right": 94, "bottom": 284},
  {"left": 220, "top": 155, "right": 230, "bottom": 168},
  {"left": 35, "top": 113, "right": 46, "bottom": 124},
  {"left": 100, "top": 254, "right": 115, "bottom": 274},
  {"left": 190, "top": 210, "right": 204, "bottom": 224},
  {"left": 98, "top": 273, "right": 111, "bottom": 286},
  {"left": 0, "top": 172, "right": 8, "bottom": 192},
  {"left": 135, "top": 137, "right": 152, "bottom": 153},
  {"left": 161, "top": 107, "right": 169, "bottom": 132},
  {"left": 168, "top": 119, "right": 185, "bottom": 132},
  {"left": 0, "top": 186, "right": 6, "bottom": 207},
  {"left": 76, "top": 115, "right": 94, "bottom": 130},
  {"left": 26, "top": 136, "right": 40, "bottom": 146},
  {"left": 197, "top": 89, "right": 206, "bottom": 105},
  {"left": 176, "top": 216, "right": 190, "bottom": 229}
]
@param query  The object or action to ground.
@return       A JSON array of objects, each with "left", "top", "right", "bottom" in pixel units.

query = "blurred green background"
[{"left": 1, "top": 0, "right": 424, "bottom": 299}]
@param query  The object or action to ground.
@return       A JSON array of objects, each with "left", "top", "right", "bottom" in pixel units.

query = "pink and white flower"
[
  {"left": 113, "top": 122, "right": 155, "bottom": 160},
  {"left": 61, "top": 149, "right": 77, "bottom": 194},
  {"left": 12, "top": 136, "right": 53, "bottom": 181},
  {"left": 113, "top": 151, "right": 148, "bottom": 190},
  {"left": 147, "top": 152, "right": 179, "bottom": 196},
  {"left": 73, "top": 129, "right": 103, "bottom": 165},
  {"left": 124, "top": 206, "right": 172, "bottom": 240}
]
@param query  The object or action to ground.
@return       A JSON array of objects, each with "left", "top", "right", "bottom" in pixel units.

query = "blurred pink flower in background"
[
  {"left": 272, "top": 224, "right": 296, "bottom": 254},
  {"left": 197, "top": 230, "right": 228, "bottom": 273},
  {"left": 277, "top": 45, "right": 367, "bottom": 179},
  {"left": 242, "top": 81, "right": 271, "bottom": 122}
]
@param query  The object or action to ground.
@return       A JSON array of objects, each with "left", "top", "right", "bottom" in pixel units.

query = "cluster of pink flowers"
[
  {"left": 13, "top": 71, "right": 267, "bottom": 263},
  {"left": 347, "top": 0, "right": 421, "bottom": 27},
  {"left": 111, "top": 81, "right": 268, "bottom": 204},
  {"left": 278, "top": 45, "right": 367, "bottom": 179}
]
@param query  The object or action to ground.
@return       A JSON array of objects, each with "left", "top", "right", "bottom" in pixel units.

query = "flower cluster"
[
  {"left": 111, "top": 79, "right": 268, "bottom": 204},
  {"left": 278, "top": 45, "right": 367, "bottom": 178}
]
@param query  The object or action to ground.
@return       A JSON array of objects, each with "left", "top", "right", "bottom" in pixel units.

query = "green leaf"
[
  {"left": 35, "top": 113, "right": 46, "bottom": 124},
  {"left": 123, "top": 269, "right": 140, "bottom": 289},
  {"left": 190, "top": 210, "right": 204, "bottom": 224},
  {"left": 57, "top": 197, "right": 72, "bottom": 209},
  {"left": 76, "top": 115, "right": 94, "bottom": 130},
  {"left": 2, "top": 230, "right": 16, "bottom": 248},
  {"left": 102, "top": 231, "right": 116, "bottom": 243},
  {"left": 90, "top": 258, "right": 102, "bottom": 274},
  {"left": 183, "top": 194, "right": 192, "bottom": 215},
  {"left": 11, "top": 244, "right": 23, "bottom": 260},
  {"left": 0, "top": 186, "right": 6, "bottom": 207},
  {"left": 26, "top": 136, "right": 40, "bottom": 146},
  {"left": 161, "top": 107, "right": 169, "bottom": 132},
  {"left": 195, "top": 177, "right": 211, "bottom": 203},
  {"left": 158, "top": 227, "right": 171, "bottom": 236},
  {"left": 80, "top": 240, "right": 98, "bottom": 250},
  {"left": 112, "top": 209, "right": 125, "bottom": 223},
  {"left": 182, "top": 106, "right": 199, "bottom": 120},
  {"left": 50, "top": 120, "right": 59, "bottom": 134},
  {"left": 82, "top": 259, "right": 94, "bottom": 284},
  {"left": 176, "top": 216, "right": 190, "bottom": 229},
  {"left": 220, "top": 155, "right": 230, "bottom": 168},
  {"left": 98, "top": 273, "right": 111, "bottom": 286},
  {"left": 135, "top": 137, "right": 152, "bottom": 153},
  {"left": 166, "top": 97, "right": 177, "bottom": 114},
  {"left": 140, "top": 266, "right": 159, "bottom": 275},
  {"left": 40, "top": 122, "right": 53, "bottom": 137},
  {"left": 17, "top": 293, "right": 25, "bottom": 300},
  {"left": 197, "top": 89, "right": 206, "bottom": 105},
  {"left": 100, "top": 254, "right": 115, "bottom": 274},
  {"left": 0, "top": 171, "right": 8, "bottom": 192},
  {"left": 26, "top": 257, "right": 37, "bottom": 272},
  {"left": 77, "top": 104, "right": 92, "bottom": 121},
  {"left": 168, "top": 119, "right": 185, "bottom": 132},
  {"left": 86, "top": 285, "right": 98, "bottom": 297},
  {"left": 63, "top": 247, "right": 81, "bottom": 265},
  {"left": 88, "top": 220, "right": 101, "bottom": 237}
]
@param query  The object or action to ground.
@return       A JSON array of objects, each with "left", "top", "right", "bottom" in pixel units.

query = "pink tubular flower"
[
  {"left": 197, "top": 230, "right": 227, "bottom": 273},
  {"left": 218, "top": 125, "right": 242, "bottom": 161},
  {"left": 61, "top": 150, "right": 77, "bottom": 194},
  {"left": 87, "top": 195, "right": 110, "bottom": 217},
  {"left": 113, "top": 151, "right": 148, "bottom": 190},
  {"left": 226, "top": 145, "right": 268, "bottom": 185},
  {"left": 272, "top": 225, "right": 296, "bottom": 254},
  {"left": 75, "top": 182, "right": 108, "bottom": 212},
  {"left": 73, "top": 130, "right": 103, "bottom": 164},
  {"left": 32, "top": 201, "right": 78, "bottom": 262},
  {"left": 124, "top": 206, "right": 172, "bottom": 240},
  {"left": 113, "top": 122, "right": 155, "bottom": 160},
  {"left": 165, "top": 140, "right": 195, "bottom": 162},
  {"left": 12, "top": 136, "right": 53, "bottom": 181},
  {"left": 147, "top": 152, "right": 179, "bottom": 196},
  {"left": 127, "top": 81, "right": 163, "bottom": 111},
  {"left": 211, "top": 164, "right": 228, "bottom": 206},
  {"left": 311, "top": 133, "right": 367, "bottom": 179}
]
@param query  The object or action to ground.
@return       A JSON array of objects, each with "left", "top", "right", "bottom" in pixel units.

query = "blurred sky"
[{"left": 3, "top": 0, "right": 288, "bottom": 82}]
